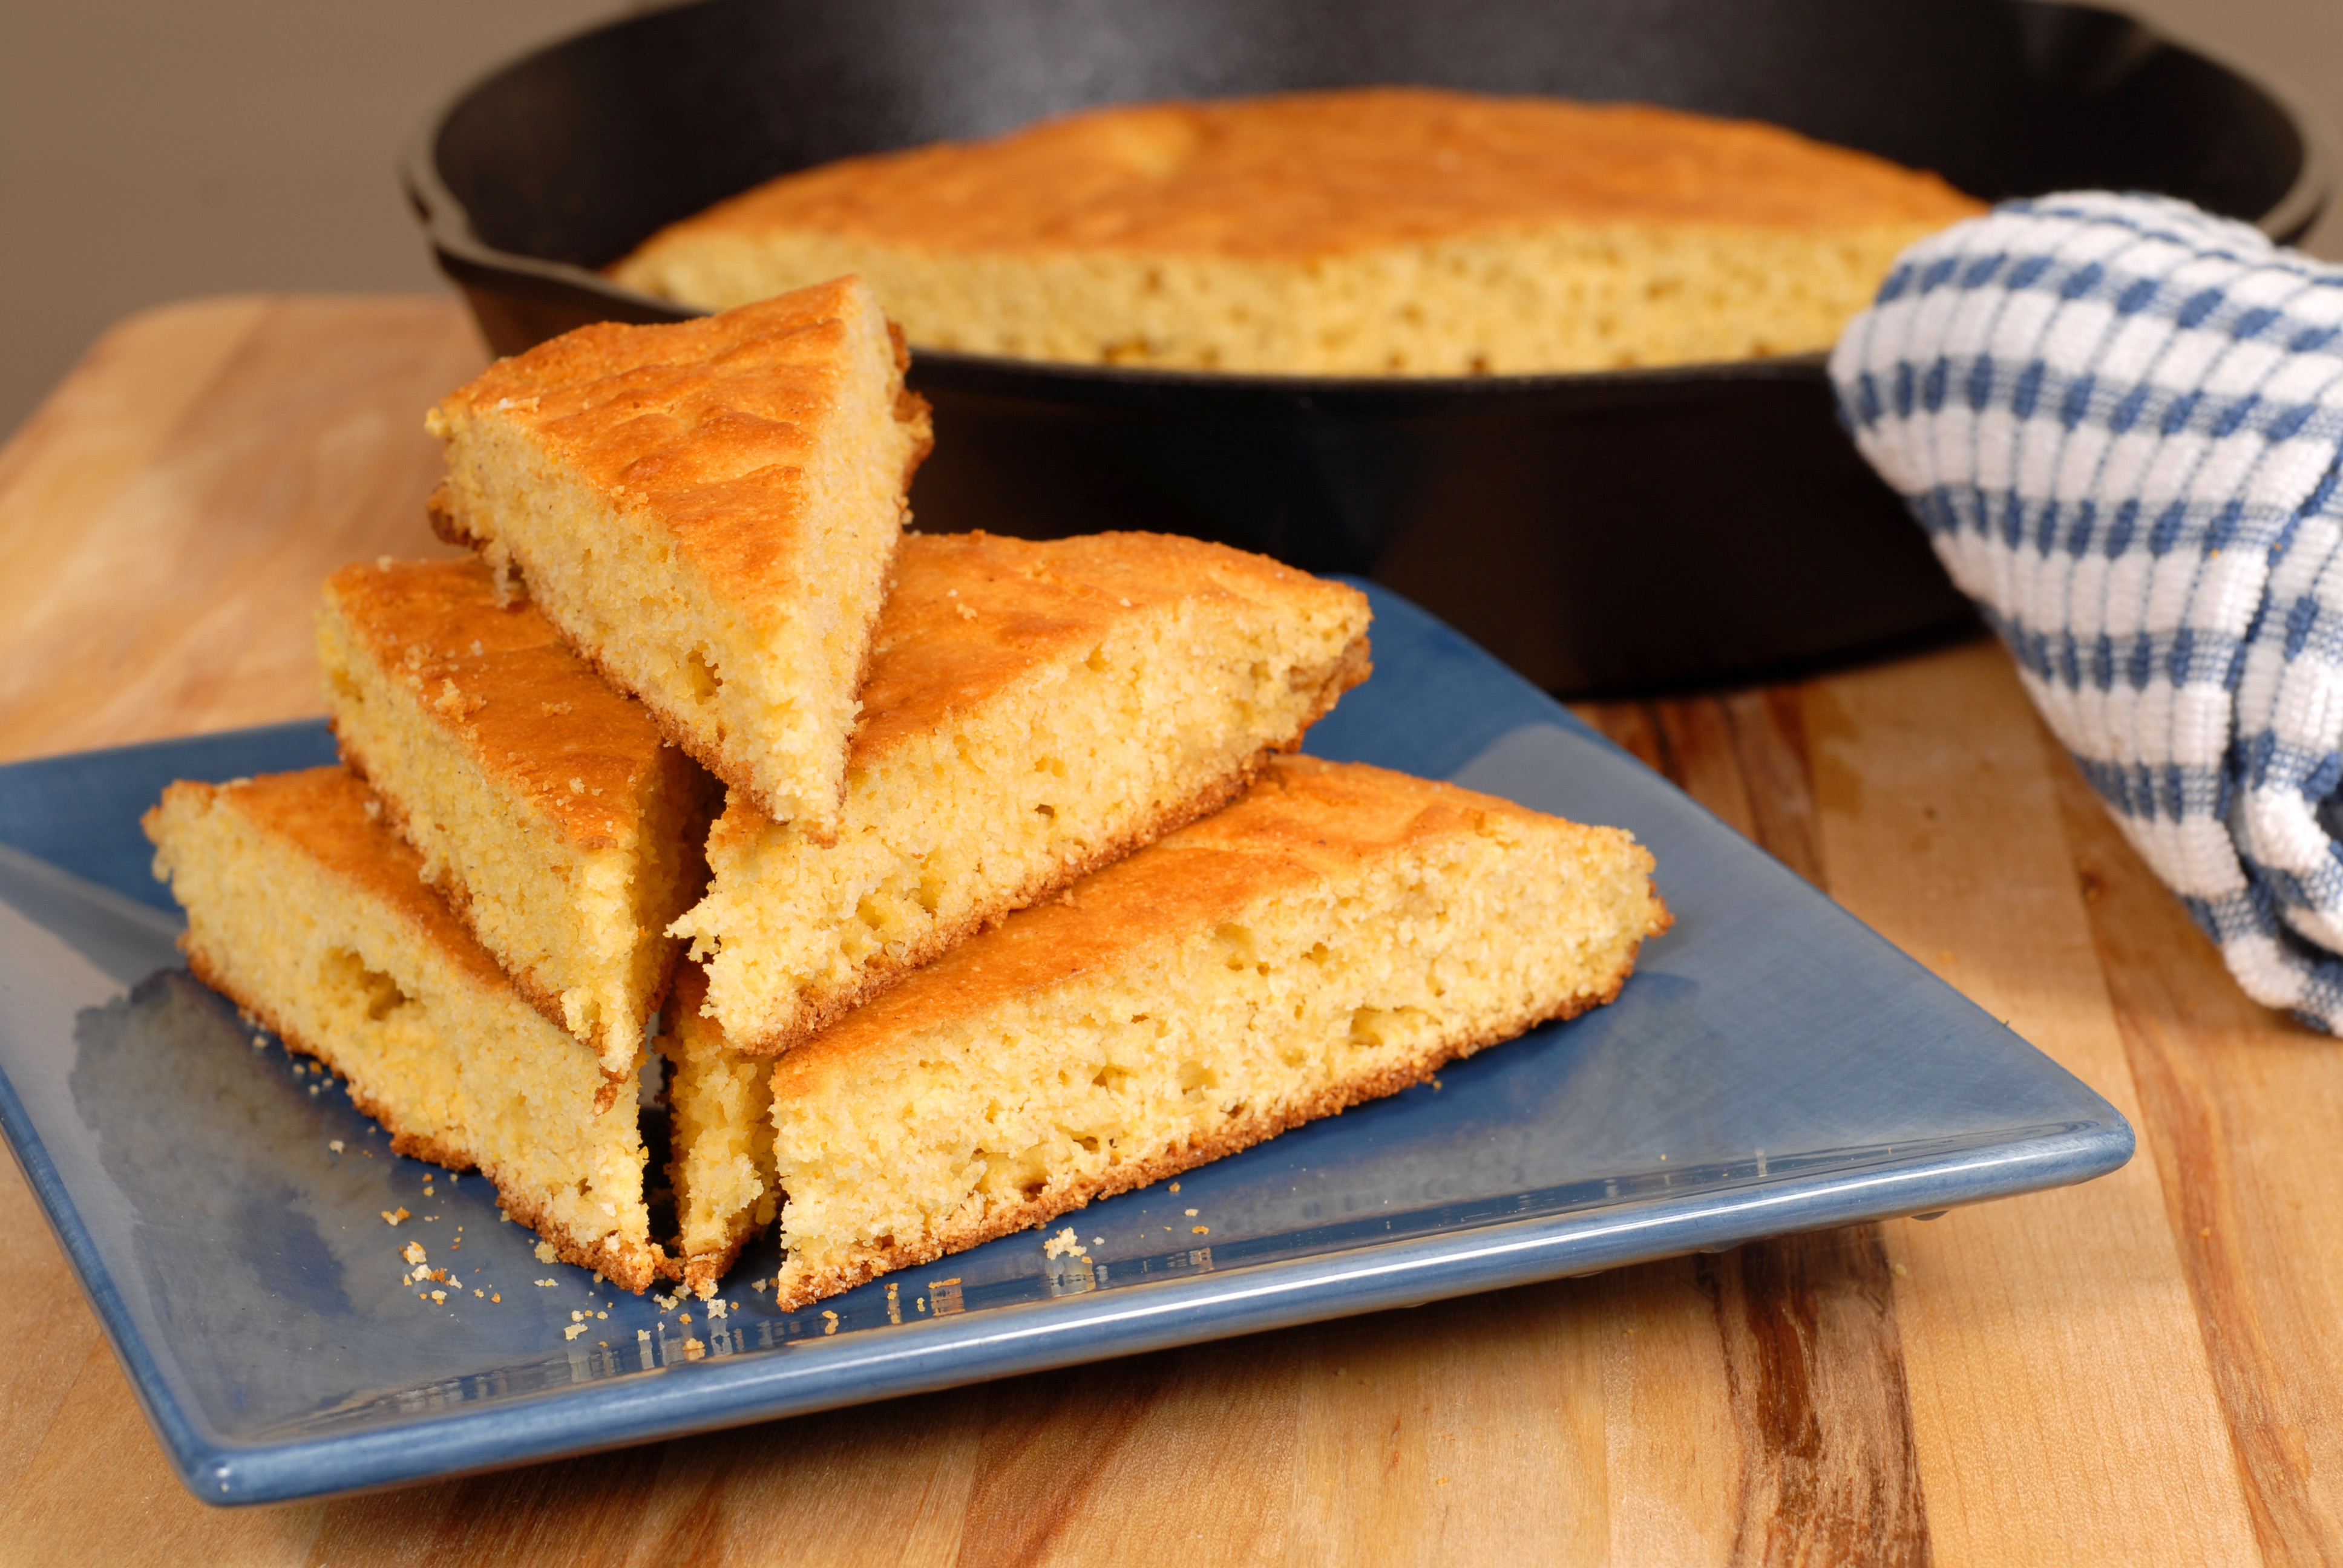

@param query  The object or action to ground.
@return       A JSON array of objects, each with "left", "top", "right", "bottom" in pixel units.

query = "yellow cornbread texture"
[
  {"left": 426, "top": 276, "right": 934, "bottom": 838},
  {"left": 657, "top": 965, "right": 777, "bottom": 1298},
  {"left": 671, "top": 530, "right": 1372, "bottom": 1053},
  {"left": 767, "top": 754, "right": 1670, "bottom": 1309},
  {"left": 612, "top": 87, "right": 1984, "bottom": 375},
  {"left": 143, "top": 767, "right": 670, "bottom": 1292},
  {"left": 318, "top": 558, "right": 720, "bottom": 1077}
]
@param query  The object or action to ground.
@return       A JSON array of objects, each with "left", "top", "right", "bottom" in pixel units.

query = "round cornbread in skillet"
[
  {"left": 765, "top": 753, "right": 1670, "bottom": 1310},
  {"left": 612, "top": 87, "right": 1984, "bottom": 375},
  {"left": 673, "top": 529, "right": 1372, "bottom": 1053}
]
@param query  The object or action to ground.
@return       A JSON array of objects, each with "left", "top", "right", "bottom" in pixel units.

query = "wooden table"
[{"left": 0, "top": 296, "right": 2333, "bottom": 1566}]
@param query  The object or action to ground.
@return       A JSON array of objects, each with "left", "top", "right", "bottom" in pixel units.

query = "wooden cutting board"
[{"left": 0, "top": 295, "right": 2332, "bottom": 1566}]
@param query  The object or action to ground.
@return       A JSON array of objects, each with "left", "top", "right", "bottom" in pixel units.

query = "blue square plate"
[{"left": 0, "top": 585, "right": 2129, "bottom": 1504}]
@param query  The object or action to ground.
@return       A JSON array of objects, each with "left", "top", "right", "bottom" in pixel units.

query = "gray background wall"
[{"left": 3, "top": 0, "right": 2338, "bottom": 438}]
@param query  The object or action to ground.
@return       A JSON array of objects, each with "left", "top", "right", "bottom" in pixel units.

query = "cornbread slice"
[
  {"left": 672, "top": 530, "right": 1372, "bottom": 1053},
  {"left": 318, "top": 557, "right": 719, "bottom": 1076},
  {"left": 768, "top": 753, "right": 1670, "bottom": 1308},
  {"left": 657, "top": 965, "right": 777, "bottom": 1297},
  {"left": 611, "top": 87, "right": 1982, "bottom": 376},
  {"left": 426, "top": 276, "right": 934, "bottom": 838},
  {"left": 143, "top": 767, "right": 670, "bottom": 1292}
]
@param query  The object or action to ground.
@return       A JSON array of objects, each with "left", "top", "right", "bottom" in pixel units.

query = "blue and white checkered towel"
[{"left": 1830, "top": 192, "right": 2343, "bottom": 1031}]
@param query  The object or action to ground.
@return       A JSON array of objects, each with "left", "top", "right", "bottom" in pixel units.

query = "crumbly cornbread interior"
[
  {"left": 657, "top": 965, "right": 777, "bottom": 1297},
  {"left": 426, "top": 277, "right": 933, "bottom": 837},
  {"left": 318, "top": 558, "right": 718, "bottom": 1076},
  {"left": 673, "top": 530, "right": 1372, "bottom": 1051},
  {"left": 767, "top": 754, "right": 1669, "bottom": 1308},
  {"left": 612, "top": 88, "right": 1983, "bottom": 375},
  {"left": 143, "top": 768, "right": 669, "bottom": 1292}
]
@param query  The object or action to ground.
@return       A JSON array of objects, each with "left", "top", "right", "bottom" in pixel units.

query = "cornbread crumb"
[
  {"left": 683, "top": 1338, "right": 706, "bottom": 1359},
  {"left": 612, "top": 88, "right": 1982, "bottom": 376},
  {"left": 535, "top": 1241, "right": 558, "bottom": 1264},
  {"left": 329, "top": 1139, "right": 344, "bottom": 1152},
  {"left": 402, "top": 1242, "right": 427, "bottom": 1266},
  {"left": 565, "top": 1324, "right": 587, "bottom": 1340},
  {"left": 382, "top": 1208, "right": 409, "bottom": 1226},
  {"left": 1044, "top": 1228, "right": 1084, "bottom": 1259},
  {"left": 1193, "top": 1227, "right": 1209, "bottom": 1236}
]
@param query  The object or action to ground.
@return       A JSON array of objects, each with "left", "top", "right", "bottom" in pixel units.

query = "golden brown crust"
[
  {"left": 849, "top": 531, "right": 1372, "bottom": 765},
  {"left": 433, "top": 277, "right": 932, "bottom": 602},
  {"left": 773, "top": 754, "right": 1647, "bottom": 1092},
  {"left": 623, "top": 89, "right": 1982, "bottom": 268},
  {"left": 673, "top": 1216, "right": 763, "bottom": 1298},
  {"left": 769, "top": 976, "right": 1627, "bottom": 1310},
  {"left": 321, "top": 557, "right": 679, "bottom": 852},
  {"left": 178, "top": 947, "right": 670, "bottom": 1294}
]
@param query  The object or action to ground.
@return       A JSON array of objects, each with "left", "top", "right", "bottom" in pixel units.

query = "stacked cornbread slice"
[
  {"left": 768, "top": 754, "right": 1668, "bottom": 1307},
  {"left": 427, "top": 276, "right": 932, "bottom": 838},
  {"left": 318, "top": 557, "right": 719, "bottom": 1078},
  {"left": 674, "top": 529, "right": 1373, "bottom": 1052},
  {"left": 145, "top": 769, "right": 676, "bottom": 1290}
]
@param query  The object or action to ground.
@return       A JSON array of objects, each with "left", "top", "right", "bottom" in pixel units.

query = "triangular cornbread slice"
[
  {"left": 657, "top": 964, "right": 777, "bottom": 1298},
  {"left": 318, "top": 557, "right": 719, "bottom": 1077},
  {"left": 672, "top": 531, "right": 1372, "bottom": 1053},
  {"left": 767, "top": 754, "right": 1669, "bottom": 1309},
  {"left": 426, "top": 276, "right": 934, "bottom": 840},
  {"left": 145, "top": 767, "right": 672, "bottom": 1291}
]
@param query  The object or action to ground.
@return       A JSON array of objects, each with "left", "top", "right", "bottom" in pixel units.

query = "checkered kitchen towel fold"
[{"left": 1830, "top": 192, "right": 2343, "bottom": 1031}]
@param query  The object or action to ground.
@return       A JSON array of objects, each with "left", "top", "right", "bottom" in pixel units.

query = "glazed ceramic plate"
[{"left": 0, "top": 586, "right": 2130, "bottom": 1505}]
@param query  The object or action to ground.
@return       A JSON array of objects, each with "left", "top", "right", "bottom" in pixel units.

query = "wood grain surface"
[{"left": 0, "top": 295, "right": 2335, "bottom": 1565}]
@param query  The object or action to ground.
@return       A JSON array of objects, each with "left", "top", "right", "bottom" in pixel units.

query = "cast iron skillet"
[{"left": 404, "top": 0, "right": 2327, "bottom": 695}]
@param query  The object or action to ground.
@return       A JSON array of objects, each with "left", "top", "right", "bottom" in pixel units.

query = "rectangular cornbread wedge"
[
  {"left": 318, "top": 556, "right": 720, "bottom": 1077},
  {"left": 144, "top": 767, "right": 673, "bottom": 1292},
  {"left": 425, "top": 276, "right": 934, "bottom": 840},
  {"left": 657, "top": 964, "right": 777, "bottom": 1297},
  {"left": 767, "top": 753, "right": 1670, "bottom": 1309},
  {"left": 671, "top": 530, "right": 1372, "bottom": 1053}
]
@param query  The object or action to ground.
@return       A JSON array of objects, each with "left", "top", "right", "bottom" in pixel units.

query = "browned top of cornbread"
[
  {"left": 773, "top": 754, "right": 1655, "bottom": 1096},
  {"left": 635, "top": 88, "right": 1982, "bottom": 264},
  {"left": 857, "top": 530, "right": 1368, "bottom": 759},
  {"left": 154, "top": 768, "right": 508, "bottom": 991},
  {"left": 429, "top": 276, "right": 933, "bottom": 595},
  {"left": 324, "top": 558, "right": 678, "bottom": 852}
]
